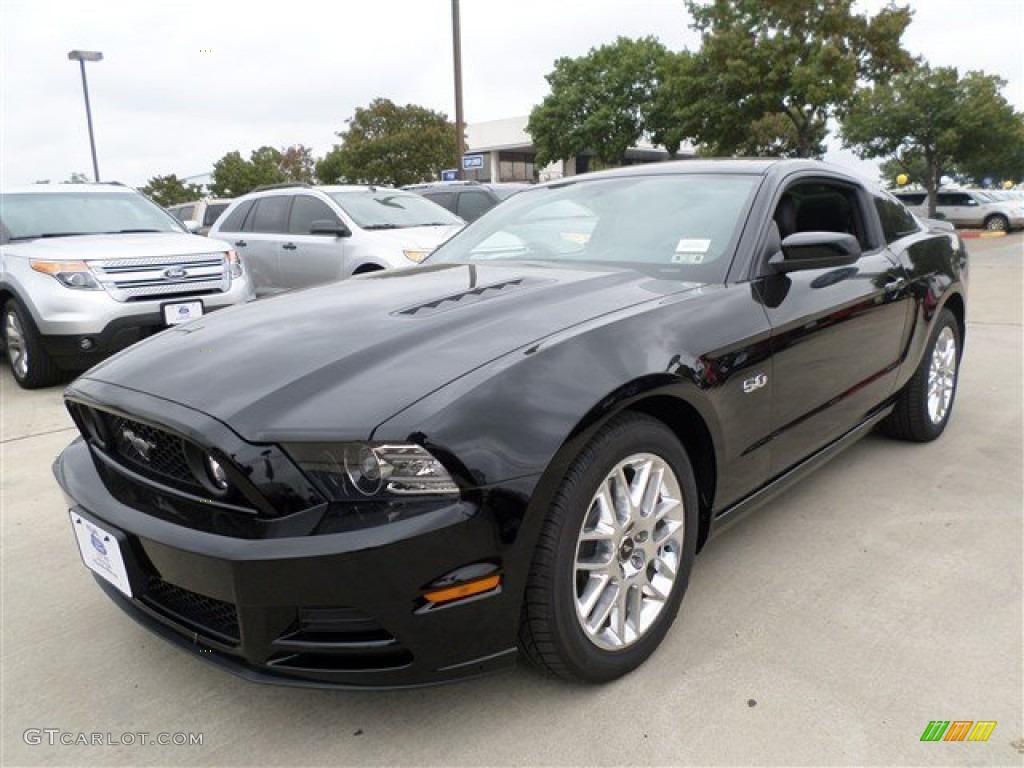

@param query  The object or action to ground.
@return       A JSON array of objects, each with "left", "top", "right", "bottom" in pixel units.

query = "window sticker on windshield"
[{"left": 672, "top": 238, "right": 712, "bottom": 264}]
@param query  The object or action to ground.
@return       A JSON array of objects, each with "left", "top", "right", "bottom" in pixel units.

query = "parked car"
[
  {"left": 208, "top": 183, "right": 464, "bottom": 296},
  {"left": 0, "top": 183, "right": 253, "bottom": 388},
  {"left": 893, "top": 187, "right": 1024, "bottom": 231},
  {"left": 55, "top": 159, "right": 967, "bottom": 688},
  {"left": 167, "top": 198, "right": 234, "bottom": 236},
  {"left": 404, "top": 181, "right": 530, "bottom": 222}
]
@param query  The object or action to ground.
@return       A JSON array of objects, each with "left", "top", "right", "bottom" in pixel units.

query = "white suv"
[
  {"left": 209, "top": 184, "right": 464, "bottom": 297},
  {"left": 893, "top": 188, "right": 1024, "bottom": 231},
  {"left": 1, "top": 184, "right": 254, "bottom": 388}
]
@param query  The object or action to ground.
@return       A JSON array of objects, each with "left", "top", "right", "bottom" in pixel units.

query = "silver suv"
[
  {"left": 209, "top": 184, "right": 463, "bottom": 297},
  {"left": 1, "top": 184, "right": 254, "bottom": 388},
  {"left": 893, "top": 188, "right": 1024, "bottom": 231}
]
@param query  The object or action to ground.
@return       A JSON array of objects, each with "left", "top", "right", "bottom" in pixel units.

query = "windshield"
[
  {"left": 328, "top": 190, "right": 463, "bottom": 229},
  {"left": 0, "top": 191, "right": 183, "bottom": 240},
  {"left": 427, "top": 174, "right": 758, "bottom": 278}
]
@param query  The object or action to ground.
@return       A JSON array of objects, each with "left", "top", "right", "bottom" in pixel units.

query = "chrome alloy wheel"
[
  {"left": 927, "top": 326, "right": 957, "bottom": 425},
  {"left": 573, "top": 453, "right": 685, "bottom": 650},
  {"left": 5, "top": 309, "right": 28, "bottom": 380}
]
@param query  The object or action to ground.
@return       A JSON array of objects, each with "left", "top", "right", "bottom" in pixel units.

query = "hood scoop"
[{"left": 394, "top": 275, "right": 551, "bottom": 318}]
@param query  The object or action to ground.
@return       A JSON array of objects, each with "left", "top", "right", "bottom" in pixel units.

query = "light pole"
[
  {"left": 451, "top": 0, "right": 465, "bottom": 179},
  {"left": 67, "top": 50, "right": 103, "bottom": 182}
]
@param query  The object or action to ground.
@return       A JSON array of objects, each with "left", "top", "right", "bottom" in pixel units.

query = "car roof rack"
[{"left": 250, "top": 182, "right": 314, "bottom": 192}]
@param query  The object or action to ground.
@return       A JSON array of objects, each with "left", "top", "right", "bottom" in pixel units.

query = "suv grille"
[
  {"left": 89, "top": 253, "right": 228, "bottom": 301},
  {"left": 141, "top": 578, "right": 240, "bottom": 644}
]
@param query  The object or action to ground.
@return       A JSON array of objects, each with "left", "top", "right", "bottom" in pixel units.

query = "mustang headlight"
[{"left": 286, "top": 442, "right": 458, "bottom": 501}]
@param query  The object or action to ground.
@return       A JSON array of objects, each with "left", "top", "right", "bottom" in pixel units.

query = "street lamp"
[
  {"left": 67, "top": 49, "right": 103, "bottom": 182},
  {"left": 451, "top": 1, "right": 465, "bottom": 179}
]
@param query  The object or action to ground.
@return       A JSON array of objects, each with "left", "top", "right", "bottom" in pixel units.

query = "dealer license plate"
[
  {"left": 69, "top": 510, "right": 133, "bottom": 597},
  {"left": 163, "top": 300, "right": 204, "bottom": 326}
]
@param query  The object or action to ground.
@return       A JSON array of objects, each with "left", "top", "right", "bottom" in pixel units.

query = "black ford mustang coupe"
[{"left": 54, "top": 160, "right": 967, "bottom": 687}]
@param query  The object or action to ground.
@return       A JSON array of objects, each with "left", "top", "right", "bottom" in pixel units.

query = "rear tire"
[
  {"left": 984, "top": 214, "right": 1008, "bottom": 232},
  {"left": 518, "top": 413, "right": 699, "bottom": 683},
  {"left": 881, "top": 308, "right": 960, "bottom": 442},
  {"left": 3, "top": 299, "right": 61, "bottom": 389}
]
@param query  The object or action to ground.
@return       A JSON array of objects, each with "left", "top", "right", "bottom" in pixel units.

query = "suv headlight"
[
  {"left": 31, "top": 260, "right": 101, "bottom": 290},
  {"left": 285, "top": 442, "right": 458, "bottom": 501},
  {"left": 403, "top": 249, "right": 430, "bottom": 264}
]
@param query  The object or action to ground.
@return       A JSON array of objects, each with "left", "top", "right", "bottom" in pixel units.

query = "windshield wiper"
[
  {"left": 419, "top": 221, "right": 456, "bottom": 226},
  {"left": 361, "top": 223, "right": 400, "bottom": 230},
  {"left": 105, "top": 228, "right": 164, "bottom": 234}
]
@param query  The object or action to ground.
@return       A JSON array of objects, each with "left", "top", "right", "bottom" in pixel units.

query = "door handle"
[
  {"left": 282, "top": 243, "right": 297, "bottom": 251},
  {"left": 234, "top": 240, "right": 247, "bottom": 248}
]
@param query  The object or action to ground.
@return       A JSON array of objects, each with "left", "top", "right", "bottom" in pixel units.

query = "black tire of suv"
[
  {"left": 881, "top": 308, "right": 961, "bottom": 442},
  {"left": 984, "top": 214, "right": 1009, "bottom": 232},
  {"left": 3, "top": 298, "right": 62, "bottom": 389}
]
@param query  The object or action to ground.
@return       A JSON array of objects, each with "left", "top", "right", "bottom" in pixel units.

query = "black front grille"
[
  {"left": 108, "top": 415, "right": 194, "bottom": 483},
  {"left": 141, "top": 578, "right": 240, "bottom": 644}
]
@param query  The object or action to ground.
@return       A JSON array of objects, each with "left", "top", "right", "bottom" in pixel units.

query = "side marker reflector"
[{"left": 424, "top": 574, "right": 501, "bottom": 605}]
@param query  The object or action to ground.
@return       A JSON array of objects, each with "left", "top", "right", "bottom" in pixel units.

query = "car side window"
[
  {"left": 249, "top": 196, "right": 291, "bottom": 234},
  {"left": 288, "top": 195, "right": 340, "bottom": 235},
  {"left": 422, "top": 191, "right": 455, "bottom": 212},
  {"left": 456, "top": 191, "right": 493, "bottom": 221},
  {"left": 937, "top": 192, "right": 971, "bottom": 206},
  {"left": 773, "top": 182, "right": 871, "bottom": 250},
  {"left": 874, "top": 195, "right": 920, "bottom": 244},
  {"left": 218, "top": 199, "right": 254, "bottom": 233}
]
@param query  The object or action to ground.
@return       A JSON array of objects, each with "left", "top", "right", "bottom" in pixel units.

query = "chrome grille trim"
[{"left": 89, "top": 253, "right": 229, "bottom": 302}]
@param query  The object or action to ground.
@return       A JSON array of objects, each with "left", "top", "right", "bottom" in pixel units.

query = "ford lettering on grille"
[{"left": 163, "top": 267, "right": 188, "bottom": 280}]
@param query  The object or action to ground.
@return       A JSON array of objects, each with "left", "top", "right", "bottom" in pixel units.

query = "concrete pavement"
[{"left": 1, "top": 235, "right": 1021, "bottom": 766}]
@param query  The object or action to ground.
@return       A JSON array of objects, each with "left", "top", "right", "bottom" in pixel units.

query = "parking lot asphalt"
[{"left": 1, "top": 235, "right": 1021, "bottom": 767}]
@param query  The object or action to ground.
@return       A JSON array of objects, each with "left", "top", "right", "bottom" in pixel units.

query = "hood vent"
[{"left": 394, "top": 276, "right": 549, "bottom": 318}]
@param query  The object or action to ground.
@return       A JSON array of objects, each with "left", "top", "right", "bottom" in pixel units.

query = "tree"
[
  {"left": 210, "top": 147, "right": 287, "bottom": 197},
  {"left": 843, "top": 62, "right": 1024, "bottom": 216},
  {"left": 278, "top": 144, "right": 316, "bottom": 184},
  {"left": 527, "top": 36, "right": 670, "bottom": 166},
  {"left": 66, "top": 172, "right": 90, "bottom": 183},
  {"left": 681, "top": 0, "right": 913, "bottom": 158},
  {"left": 138, "top": 174, "right": 205, "bottom": 207},
  {"left": 316, "top": 99, "right": 457, "bottom": 187}
]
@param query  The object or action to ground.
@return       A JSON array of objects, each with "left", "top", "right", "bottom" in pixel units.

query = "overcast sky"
[{"left": 1, "top": 0, "right": 1022, "bottom": 188}]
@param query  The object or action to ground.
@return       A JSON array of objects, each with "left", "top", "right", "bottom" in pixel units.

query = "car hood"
[
  {"left": 6, "top": 232, "right": 228, "bottom": 260},
  {"left": 357, "top": 223, "right": 463, "bottom": 250},
  {"left": 79, "top": 262, "right": 698, "bottom": 441}
]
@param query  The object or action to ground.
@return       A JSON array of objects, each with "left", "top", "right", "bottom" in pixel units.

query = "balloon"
[{"left": 896, "top": 173, "right": 909, "bottom": 186}]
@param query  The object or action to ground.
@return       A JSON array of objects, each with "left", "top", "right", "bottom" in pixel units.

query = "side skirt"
[{"left": 707, "top": 405, "right": 894, "bottom": 541}]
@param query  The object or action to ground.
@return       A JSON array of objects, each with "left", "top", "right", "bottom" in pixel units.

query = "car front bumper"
[{"left": 53, "top": 437, "right": 528, "bottom": 688}]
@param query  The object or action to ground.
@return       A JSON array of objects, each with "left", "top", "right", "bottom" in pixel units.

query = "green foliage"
[
  {"left": 527, "top": 36, "right": 669, "bottom": 166},
  {"left": 316, "top": 99, "right": 457, "bottom": 187},
  {"left": 210, "top": 147, "right": 287, "bottom": 197},
  {"left": 278, "top": 145, "right": 316, "bottom": 184},
  {"left": 843, "top": 62, "right": 1024, "bottom": 215},
  {"left": 138, "top": 174, "right": 205, "bottom": 207},
  {"left": 66, "top": 172, "right": 90, "bottom": 184},
  {"left": 681, "top": 0, "right": 913, "bottom": 157}
]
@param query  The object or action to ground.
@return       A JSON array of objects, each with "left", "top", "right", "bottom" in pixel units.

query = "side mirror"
[
  {"left": 309, "top": 219, "right": 351, "bottom": 237},
  {"left": 183, "top": 219, "right": 200, "bottom": 234},
  {"left": 769, "top": 231, "right": 861, "bottom": 273}
]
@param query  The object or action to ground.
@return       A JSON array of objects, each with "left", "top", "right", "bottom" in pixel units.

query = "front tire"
[
  {"left": 519, "top": 413, "right": 699, "bottom": 683},
  {"left": 3, "top": 299, "right": 61, "bottom": 389},
  {"left": 882, "top": 308, "right": 961, "bottom": 442}
]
